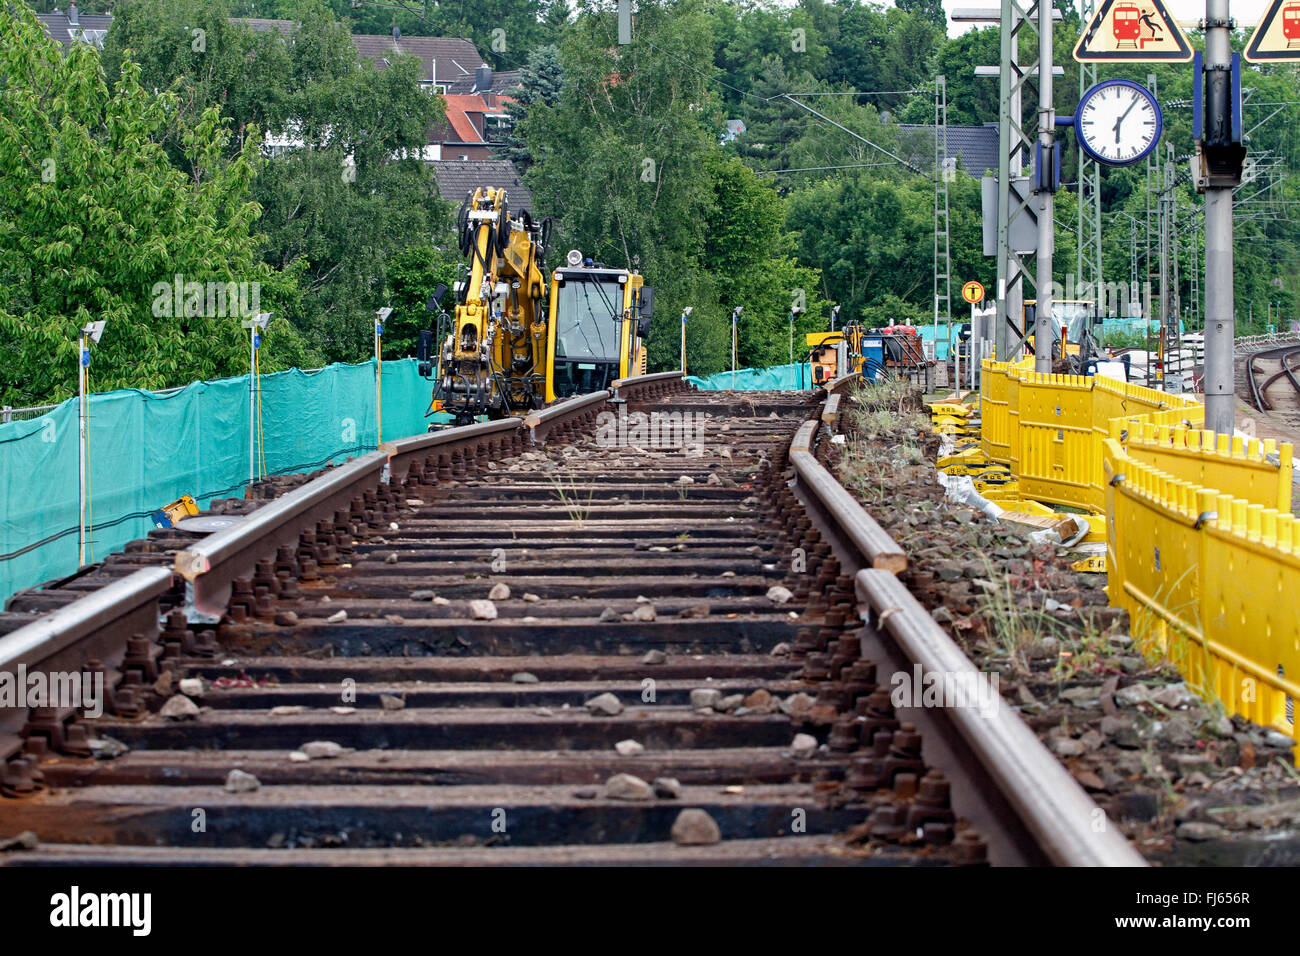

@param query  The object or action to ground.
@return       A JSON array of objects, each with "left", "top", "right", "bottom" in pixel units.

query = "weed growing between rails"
[
  {"left": 548, "top": 468, "right": 595, "bottom": 527},
  {"left": 832, "top": 377, "right": 1300, "bottom": 863}
]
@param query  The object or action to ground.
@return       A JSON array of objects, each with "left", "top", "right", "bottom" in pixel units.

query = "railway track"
[
  {"left": 0, "top": 373, "right": 1141, "bottom": 866},
  {"left": 1245, "top": 344, "right": 1300, "bottom": 415}
]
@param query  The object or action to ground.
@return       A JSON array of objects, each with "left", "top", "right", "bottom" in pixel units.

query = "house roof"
[
  {"left": 234, "top": 21, "right": 487, "bottom": 85},
  {"left": 431, "top": 160, "right": 534, "bottom": 214},
  {"left": 898, "top": 123, "right": 1000, "bottom": 178},
  {"left": 233, "top": 17, "right": 296, "bottom": 38},
  {"left": 444, "top": 70, "right": 522, "bottom": 95},
  {"left": 437, "top": 93, "right": 512, "bottom": 144},
  {"left": 37, "top": 9, "right": 114, "bottom": 48},
  {"left": 40, "top": 13, "right": 490, "bottom": 88},
  {"left": 351, "top": 34, "right": 486, "bottom": 84}
]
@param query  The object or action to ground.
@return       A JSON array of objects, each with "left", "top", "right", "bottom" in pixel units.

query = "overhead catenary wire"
[
  {"left": 756, "top": 162, "right": 897, "bottom": 175},
  {"left": 781, "top": 94, "right": 925, "bottom": 176}
]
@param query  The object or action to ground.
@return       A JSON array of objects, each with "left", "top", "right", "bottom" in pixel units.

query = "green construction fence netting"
[
  {"left": 686, "top": 362, "right": 813, "bottom": 390},
  {"left": 0, "top": 359, "right": 445, "bottom": 604}
]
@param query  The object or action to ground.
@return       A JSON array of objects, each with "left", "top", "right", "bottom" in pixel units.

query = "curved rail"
[
  {"left": 855, "top": 569, "right": 1144, "bottom": 866},
  {"left": 174, "top": 452, "right": 389, "bottom": 616},
  {"left": 1247, "top": 345, "right": 1300, "bottom": 412},
  {"left": 788, "top": 420, "right": 906, "bottom": 573}
]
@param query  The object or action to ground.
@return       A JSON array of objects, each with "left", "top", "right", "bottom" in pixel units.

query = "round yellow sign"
[{"left": 961, "top": 281, "right": 985, "bottom": 304}]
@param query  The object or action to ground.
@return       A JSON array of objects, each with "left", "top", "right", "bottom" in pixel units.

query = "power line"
[
  {"left": 784, "top": 90, "right": 927, "bottom": 97},
  {"left": 755, "top": 162, "right": 897, "bottom": 174},
  {"left": 781, "top": 94, "right": 923, "bottom": 175}
]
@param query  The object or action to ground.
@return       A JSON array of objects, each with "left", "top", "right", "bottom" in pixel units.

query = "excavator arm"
[{"left": 441, "top": 187, "right": 551, "bottom": 423}]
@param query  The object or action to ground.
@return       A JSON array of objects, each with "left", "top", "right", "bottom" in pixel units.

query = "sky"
[{"left": 944, "top": 0, "right": 1278, "bottom": 37}]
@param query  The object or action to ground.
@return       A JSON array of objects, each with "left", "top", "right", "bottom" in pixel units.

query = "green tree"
[
  {"left": 106, "top": 0, "right": 450, "bottom": 363},
  {"left": 494, "top": 44, "right": 563, "bottom": 171},
  {"left": 0, "top": 4, "right": 309, "bottom": 406},
  {"left": 707, "top": 157, "right": 828, "bottom": 367},
  {"left": 520, "top": 0, "right": 727, "bottom": 373}
]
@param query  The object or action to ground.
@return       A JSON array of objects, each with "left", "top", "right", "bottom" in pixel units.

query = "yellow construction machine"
[
  {"left": 424, "top": 187, "right": 653, "bottom": 424},
  {"left": 1023, "top": 299, "right": 1095, "bottom": 359}
]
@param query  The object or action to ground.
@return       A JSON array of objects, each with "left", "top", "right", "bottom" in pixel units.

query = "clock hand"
[{"left": 1112, "top": 97, "right": 1141, "bottom": 144}]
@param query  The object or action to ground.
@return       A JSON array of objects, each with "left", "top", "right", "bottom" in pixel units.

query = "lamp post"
[
  {"left": 731, "top": 307, "right": 743, "bottom": 389},
  {"left": 242, "top": 312, "right": 271, "bottom": 489},
  {"left": 77, "top": 320, "right": 106, "bottom": 566},
  {"left": 789, "top": 305, "right": 804, "bottom": 378},
  {"left": 375, "top": 307, "right": 393, "bottom": 445},
  {"left": 680, "top": 306, "right": 692, "bottom": 377}
]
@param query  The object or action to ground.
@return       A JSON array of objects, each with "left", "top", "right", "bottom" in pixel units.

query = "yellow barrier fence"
[
  {"left": 1104, "top": 438, "right": 1300, "bottom": 737},
  {"left": 978, "top": 359, "right": 1205, "bottom": 512},
  {"left": 978, "top": 358, "right": 1298, "bottom": 737},
  {"left": 980, "top": 360, "right": 1013, "bottom": 463},
  {"left": 1117, "top": 420, "right": 1293, "bottom": 514}
]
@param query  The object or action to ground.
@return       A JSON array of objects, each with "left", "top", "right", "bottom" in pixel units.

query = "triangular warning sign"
[
  {"left": 1245, "top": 0, "right": 1300, "bottom": 62},
  {"left": 1073, "top": 0, "right": 1194, "bottom": 62}
]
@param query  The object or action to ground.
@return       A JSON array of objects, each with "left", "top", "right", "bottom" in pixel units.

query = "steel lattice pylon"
[
  {"left": 1076, "top": 0, "right": 1103, "bottom": 316},
  {"left": 935, "top": 76, "right": 953, "bottom": 357},
  {"left": 994, "top": 0, "right": 1043, "bottom": 360}
]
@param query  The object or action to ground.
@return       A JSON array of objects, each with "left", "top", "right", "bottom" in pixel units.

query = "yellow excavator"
[{"left": 422, "top": 187, "right": 653, "bottom": 424}]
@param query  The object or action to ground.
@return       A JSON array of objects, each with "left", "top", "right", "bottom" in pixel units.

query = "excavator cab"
[{"left": 544, "top": 251, "right": 649, "bottom": 401}]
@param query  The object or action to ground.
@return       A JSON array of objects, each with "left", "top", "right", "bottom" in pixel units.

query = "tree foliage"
[
  {"left": 106, "top": 0, "right": 450, "bottom": 363},
  {"left": 0, "top": 4, "right": 308, "bottom": 406}
]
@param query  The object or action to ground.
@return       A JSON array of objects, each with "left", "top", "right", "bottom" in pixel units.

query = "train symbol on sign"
[
  {"left": 1112, "top": 2, "right": 1161, "bottom": 49},
  {"left": 1285, "top": 3, "right": 1300, "bottom": 45}
]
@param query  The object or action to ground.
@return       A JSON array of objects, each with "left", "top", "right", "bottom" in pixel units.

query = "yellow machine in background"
[
  {"left": 805, "top": 323, "right": 931, "bottom": 386},
  {"left": 434, "top": 187, "right": 652, "bottom": 423},
  {"left": 1023, "top": 299, "right": 1094, "bottom": 357}
]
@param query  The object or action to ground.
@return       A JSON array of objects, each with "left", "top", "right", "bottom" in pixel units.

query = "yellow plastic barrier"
[
  {"left": 1118, "top": 420, "right": 1293, "bottom": 513},
  {"left": 975, "top": 358, "right": 1298, "bottom": 736},
  {"left": 1090, "top": 376, "right": 1203, "bottom": 510},
  {"left": 1015, "top": 371, "right": 1097, "bottom": 509},
  {"left": 1104, "top": 438, "right": 1300, "bottom": 738},
  {"left": 980, "top": 359, "right": 1013, "bottom": 464},
  {"left": 980, "top": 361, "right": 1206, "bottom": 512}
]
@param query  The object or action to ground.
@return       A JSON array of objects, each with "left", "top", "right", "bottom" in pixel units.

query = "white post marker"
[
  {"left": 731, "top": 307, "right": 742, "bottom": 389},
  {"left": 788, "top": 305, "right": 803, "bottom": 380},
  {"left": 77, "top": 320, "right": 106, "bottom": 565},
  {"left": 242, "top": 313, "right": 272, "bottom": 488},
  {"left": 376, "top": 307, "right": 393, "bottom": 446},
  {"left": 680, "top": 306, "right": 692, "bottom": 377}
]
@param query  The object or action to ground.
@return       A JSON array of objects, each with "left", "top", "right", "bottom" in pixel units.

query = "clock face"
[{"left": 1076, "top": 80, "right": 1162, "bottom": 167}]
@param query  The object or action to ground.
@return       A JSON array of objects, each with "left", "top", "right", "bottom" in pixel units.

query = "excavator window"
[
  {"left": 555, "top": 279, "right": 623, "bottom": 362},
  {"left": 552, "top": 277, "right": 624, "bottom": 396}
]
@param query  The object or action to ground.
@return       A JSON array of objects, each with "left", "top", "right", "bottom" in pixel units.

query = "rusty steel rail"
[
  {"left": 174, "top": 452, "right": 389, "bottom": 617},
  {"left": 0, "top": 567, "right": 174, "bottom": 765},
  {"left": 854, "top": 570, "right": 1145, "bottom": 866},
  {"left": 610, "top": 370, "right": 685, "bottom": 402},
  {"left": 523, "top": 390, "right": 612, "bottom": 443},
  {"left": 826, "top": 372, "right": 862, "bottom": 396},
  {"left": 1248, "top": 345, "right": 1300, "bottom": 412},
  {"left": 381, "top": 418, "right": 524, "bottom": 485},
  {"left": 822, "top": 393, "right": 842, "bottom": 429},
  {"left": 786, "top": 411, "right": 1144, "bottom": 866},
  {"left": 788, "top": 420, "right": 906, "bottom": 574}
]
